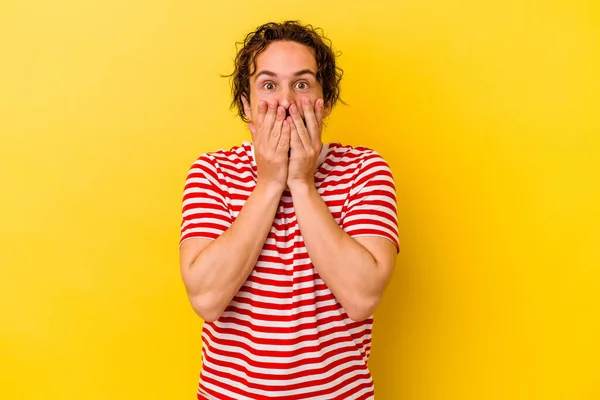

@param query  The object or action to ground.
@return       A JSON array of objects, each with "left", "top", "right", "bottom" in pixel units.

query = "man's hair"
[{"left": 226, "top": 20, "right": 344, "bottom": 123}]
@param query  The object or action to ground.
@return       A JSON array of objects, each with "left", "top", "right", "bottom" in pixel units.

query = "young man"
[{"left": 179, "top": 21, "right": 399, "bottom": 400}]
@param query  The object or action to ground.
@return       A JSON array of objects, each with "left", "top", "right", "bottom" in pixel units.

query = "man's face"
[{"left": 243, "top": 40, "right": 329, "bottom": 127}]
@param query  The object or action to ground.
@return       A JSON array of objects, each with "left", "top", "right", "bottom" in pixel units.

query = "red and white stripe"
[{"left": 180, "top": 141, "right": 399, "bottom": 399}]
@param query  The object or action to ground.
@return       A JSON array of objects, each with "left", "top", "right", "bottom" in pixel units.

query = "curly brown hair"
[{"left": 225, "top": 20, "right": 344, "bottom": 123}]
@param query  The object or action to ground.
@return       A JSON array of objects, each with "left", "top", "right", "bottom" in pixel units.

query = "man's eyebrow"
[
  {"left": 294, "top": 69, "right": 317, "bottom": 77},
  {"left": 254, "top": 70, "right": 277, "bottom": 80},
  {"left": 254, "top": 69, "right": 317, "bottom": 80}
]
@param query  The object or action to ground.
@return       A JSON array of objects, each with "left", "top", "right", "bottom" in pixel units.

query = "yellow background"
[{"left": 1, "top": 1, "right": 599, "bottom": 399}]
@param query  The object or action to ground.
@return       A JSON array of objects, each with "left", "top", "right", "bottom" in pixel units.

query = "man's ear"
[{"left": 241, "top": 95, "right": 252, "bottom": 121}]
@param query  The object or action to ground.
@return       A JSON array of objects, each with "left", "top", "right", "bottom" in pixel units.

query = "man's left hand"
[{"left": 286, "top": 97, "right": 325, "bottom": 189}]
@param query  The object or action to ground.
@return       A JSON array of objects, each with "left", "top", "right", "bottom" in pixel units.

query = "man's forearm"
[
  {"left": 183, "top": 183, "right": 282, "bottom": 321},
  {"left": 289, "top": 182, "right": 387, "bottom": 321}
]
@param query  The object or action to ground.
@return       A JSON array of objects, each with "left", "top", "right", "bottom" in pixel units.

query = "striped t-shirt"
[{"left": 179, "top": 141, "right": 399, "bottom": 400}]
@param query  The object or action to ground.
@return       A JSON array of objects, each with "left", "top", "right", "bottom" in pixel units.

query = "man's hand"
[
  {"left": 247, "top": 100, "right": 291, "bottom": 193},
  {"left": 286, "top": 97, "right": 325, "bottom": 189}
]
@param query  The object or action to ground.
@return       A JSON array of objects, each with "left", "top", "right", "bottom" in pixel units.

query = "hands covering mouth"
[{"left": 247, "top": 97, "right": 325, "bottom": 190}]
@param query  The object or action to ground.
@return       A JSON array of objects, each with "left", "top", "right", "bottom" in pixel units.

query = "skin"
[{"left": 179, "top": 40, "right": 397, "bottom": 322}]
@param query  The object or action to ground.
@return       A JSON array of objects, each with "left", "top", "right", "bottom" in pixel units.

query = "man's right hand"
[{"left": 247, "top": 100, "right": 291, "bottom": 193}]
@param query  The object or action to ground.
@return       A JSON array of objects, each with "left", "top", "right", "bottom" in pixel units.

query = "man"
[{"left": 178, "top": 20, "right": 399, "bottom": 400}]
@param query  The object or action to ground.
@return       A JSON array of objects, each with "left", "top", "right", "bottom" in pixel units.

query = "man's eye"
[
  {"left": 296, "top": 82, "right": 309, "bottom": 90},
  {"left": 263, "top": 82, "right": 275, "bottom": 90}
]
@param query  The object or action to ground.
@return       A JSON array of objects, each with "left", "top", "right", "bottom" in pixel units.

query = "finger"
[
  {"left": 289, "top": 103, "right": 309, "bottom": 149},
  {"left": 279, "top": 117, "right": 291, "bottom": 156},
  {"left": 262, "top": 100, "right": 278, "bottom": 132},
  {"left": 256, "top": 100, "right": 268, "bottom": 126},
  {"left": 271, "top": 106, "right": 286, "bottom": 145},
  {"left": 315, "top": 98, "right": 324, "bottom": 129},
  {"left": 288, "top": 115, "right": 304, "bottom": 155},
  {"left": 301, "top": 97, "right": 319, "bottom": 139}
]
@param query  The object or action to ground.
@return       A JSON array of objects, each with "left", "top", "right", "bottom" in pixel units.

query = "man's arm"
[
  {"left": 179, "top": 99, "right": 291, "bottom": 322},
  {"left": 285, "top": 97, "right": 399, "bottom": 321},
  {"left": 179, "top": 183, "right": 283, "bottom": 322},
  {"left": 288, "top": 182, "right": 397, "bottom": 321}
]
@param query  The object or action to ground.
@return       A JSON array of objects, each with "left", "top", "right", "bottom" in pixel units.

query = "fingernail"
[
  {"left": 259, "top": 101, "right": 265, "bottom": 109},
  {"left": 317, "top": 99, "right": 324, "bottom": 108},
  {"left": 270, "top": 100, "right": 277, "bottom": 107},
  {"left": 303, "top": 97, "right": 309, "bottom": 105},
  {"left": 290, "top": 104, "right": 297, "bottom": 114}
]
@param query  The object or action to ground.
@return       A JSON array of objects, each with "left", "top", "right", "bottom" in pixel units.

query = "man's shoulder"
[
  {"left": 327, "top": 142, "right": 389, "bottom": 167},
  {"left": 190, "top": 141, "right": 254, "bottom": 167}
]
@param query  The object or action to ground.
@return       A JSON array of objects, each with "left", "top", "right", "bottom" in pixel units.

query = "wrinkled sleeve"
[
  {"left": 341, "top": 152, "right": 400, "bottom": 253},
  {"left": 179, "top": 154, "right": 233, "bottom": 247}
]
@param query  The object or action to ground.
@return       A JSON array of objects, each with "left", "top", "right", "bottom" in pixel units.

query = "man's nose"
[{"left": 278, "top": 88, "right": 295, "bottom": 111}]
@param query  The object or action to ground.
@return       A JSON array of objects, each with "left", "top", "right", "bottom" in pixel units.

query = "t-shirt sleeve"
[
  {"left": 341, "top": 152, "right": 400, "bottom": 253},
  {"left": 179, "top": 154, "right": 233, "bottom": 247}
]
